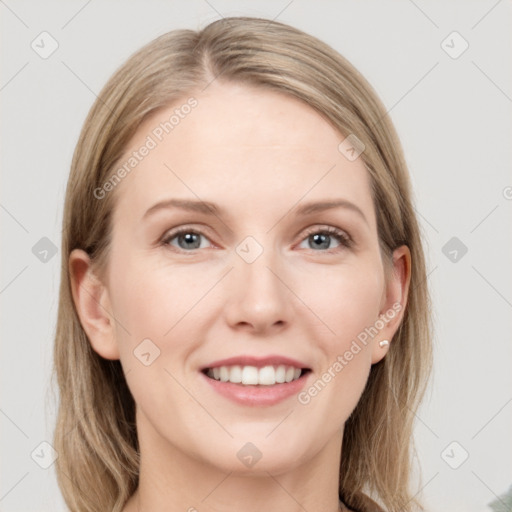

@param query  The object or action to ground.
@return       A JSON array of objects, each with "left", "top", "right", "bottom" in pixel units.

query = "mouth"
[
  {"left": 201, "top": 365, "right": 311, "bottom": 386},
  {"left": 199, "top": 355, "right": 312, "bottom": 406}
]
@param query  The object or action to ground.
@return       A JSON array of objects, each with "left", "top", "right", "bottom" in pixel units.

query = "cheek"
[
  {"left": 108, "top": 254, "right": 205, "bottom": 340},
  {"left": 299, "top": 260, "right": 384, "bottom": 344},
  {"left": 297, "top": 265, "right": 382, "bottom": 418},
  {"left": 107, "top": 256, "right": 204, "bottom": 412},
  {"left": 295, "top": 265, "right": 382, "bottom": 438}
]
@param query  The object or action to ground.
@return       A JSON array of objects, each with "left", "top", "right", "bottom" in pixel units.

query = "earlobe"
[
  {"left": 371, "top": 245, "right": 411, "bottom": 364},
  {"left": 69, "top": 249, "right": 120, "bottom": 360}
]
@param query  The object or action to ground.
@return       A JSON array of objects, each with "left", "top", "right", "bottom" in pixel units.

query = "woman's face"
[{"left": 72, "top": 81, "right": 409, "bottom": 475}]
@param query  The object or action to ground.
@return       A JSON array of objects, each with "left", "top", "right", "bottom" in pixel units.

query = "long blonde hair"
[{"left": 53, "top": 16, "right": 432, "bottom": 512}]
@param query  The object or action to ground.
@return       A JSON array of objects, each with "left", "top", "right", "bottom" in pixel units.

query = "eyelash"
[{"left": 160, "top": 225, "right": 353, "bottom": 254}]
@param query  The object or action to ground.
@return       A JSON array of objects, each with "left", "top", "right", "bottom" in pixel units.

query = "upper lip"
[{"left": 201, "top": 355, "right": 310, "bottom": 371}]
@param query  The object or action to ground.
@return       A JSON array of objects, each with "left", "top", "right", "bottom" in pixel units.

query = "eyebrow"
[{"left": 143, "top": 198, "right": 368, "bottom": 225}]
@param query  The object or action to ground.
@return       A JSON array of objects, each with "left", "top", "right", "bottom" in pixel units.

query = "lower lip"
[{"left": 200, "top": 371, "right": 310, "bottom": 406}]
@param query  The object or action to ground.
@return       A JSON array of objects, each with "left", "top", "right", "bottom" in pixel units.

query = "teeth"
[
  {"left": 219, "top": 366, "right": 229, "bottom": 382},
  {"left": 275, "top": 365, "right": 286, "bottom": 383},
  {"left": 206, "top": 365, "right": 304, "bottom": 385},
  {"left": 229, "top": 365, "right": 242, "bottom": 383},
  {"left": 258, "top": 366, "right": 275, "bottom": 386},
  {"left": 242, "top": 366, "right": 259, "bottom": 385}
]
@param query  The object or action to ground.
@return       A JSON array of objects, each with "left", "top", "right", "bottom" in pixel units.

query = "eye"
[
  {"left": 297, "top": 226, "right": 353, "bottom": 252},
  {"left": 161, "top": 225, "right": 353, "bottom": 254},
  {"left": 161, "top": 227, "right": 212, "bottom": 252}
]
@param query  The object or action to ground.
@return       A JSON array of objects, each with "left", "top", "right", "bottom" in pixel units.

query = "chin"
[{"left": 196, "top": 432, "right": 318, "bottom": 476}]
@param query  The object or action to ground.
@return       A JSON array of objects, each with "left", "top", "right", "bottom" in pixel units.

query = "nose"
[{"left": 223, "top": 248, "right": 293, "bottom": 335}]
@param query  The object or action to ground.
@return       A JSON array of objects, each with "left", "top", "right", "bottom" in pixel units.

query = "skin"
[{"left": 70, "top": 81, "right": 410, "bottom": 512}]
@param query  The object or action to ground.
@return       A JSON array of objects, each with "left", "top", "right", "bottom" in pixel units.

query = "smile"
[{"left": 204, "top": 365, "right": 308, "bottom": 386}]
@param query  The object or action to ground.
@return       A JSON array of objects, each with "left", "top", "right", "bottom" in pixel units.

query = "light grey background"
[{"left": 1, "top": 1, "right": 511, "bottom": 511}]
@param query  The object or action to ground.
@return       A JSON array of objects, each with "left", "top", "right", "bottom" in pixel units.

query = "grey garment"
[{"left": 340, "top": 493, "right": 387, "bottom": 512}]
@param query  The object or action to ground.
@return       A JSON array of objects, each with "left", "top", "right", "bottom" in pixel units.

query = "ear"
[
  {"left": 69, "top": 249, "right": 120, "bottom": 360},
  {"left": 371, "top": 245, "right": 411, "bottom": 364}
]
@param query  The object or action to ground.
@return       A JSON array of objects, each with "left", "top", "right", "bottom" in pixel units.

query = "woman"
[{"left": 53, "top": 16, "right": 432, "bottom": 512}]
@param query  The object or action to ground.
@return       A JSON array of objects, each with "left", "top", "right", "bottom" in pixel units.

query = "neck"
[{"left": 123, "top": 413, "right": 345, "bottom": 512}]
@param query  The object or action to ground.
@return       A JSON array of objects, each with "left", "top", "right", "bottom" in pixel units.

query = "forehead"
[{"left": 111, "top": 81, "right": 376, "bottom": 229}]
